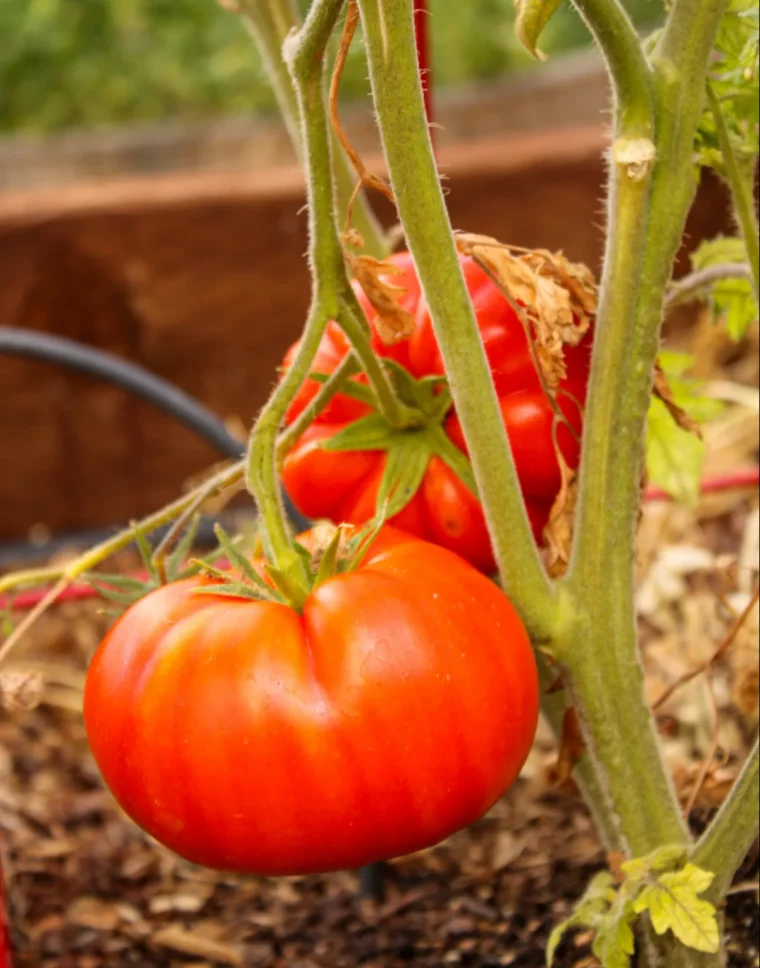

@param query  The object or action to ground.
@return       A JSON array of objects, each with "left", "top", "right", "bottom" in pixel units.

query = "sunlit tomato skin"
[
  {"left": 83, "top": 529, "right": 539, "bottom": 876},
  {"left": 280, "top": 252, "right": 591, "bottom": 571}
]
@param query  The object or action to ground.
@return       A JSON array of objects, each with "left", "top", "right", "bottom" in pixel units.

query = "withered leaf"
[
  {"left": 456, "top": 233, "right": 597, "bottom": 388},
  {"left": 543, "top": 454, "right": 578, "bottom": 578},
  {"left": 653, "top": 362, "right": 702, "bottom": 438},
  {"left": 0, "top": 669, "right": 43, "bottom": 711},
  {"left": 347, "top": 253, "right": 416, "bottom": 345},
  {"left": 554, "top": 706, "right": 586, "bottom": 788}
]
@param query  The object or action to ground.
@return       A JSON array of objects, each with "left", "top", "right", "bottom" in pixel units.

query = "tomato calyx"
[{"left": 318, "top": 360, "right": 477, "bottom": 522}]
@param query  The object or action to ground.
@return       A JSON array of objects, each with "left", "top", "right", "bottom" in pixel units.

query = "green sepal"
[
  {"left": 376, "top": 435, "right": 433, "bottom": 520},
  {"left": 191, "top": 582, "right": 271, "bottom": 603},
  {"left": 313, "top": 527, "right": 343, "bottom": 588},
  {"left": 213, "top": 524, "right": 277, "bottom": 597},
  {"left": 321, "top": 413, "right": 401, "bottom": 452},
  {"left": 309, "top": 371, "right": 378, "bottom": 407}
]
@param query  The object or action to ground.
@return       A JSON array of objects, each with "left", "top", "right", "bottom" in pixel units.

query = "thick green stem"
[
  {"left": 706, "top": 82, "right": 760, "bottom": 299},
  {"left": 276, "top": 353, "right": 360, "bottom": 463},
  {"left": 694, "top": 738, "right": 759, "bottom": 902},
  {"left": 236, "top": 0, "right": 388, "bottom": 257},
  {"left": 536, "top": 656, "right": 623, "bottom": 853},
  {"left": 561, "top": 0, "right": 689, "bottom": 856},
  {"left": 246, "top": 0, "right": 351, "bottom": 601},
  {"left": 356, "top": 0, "right": 557, "bottom": 642},
  {"left": 337, "top": 295, "right": 424, "bottom": 429}
]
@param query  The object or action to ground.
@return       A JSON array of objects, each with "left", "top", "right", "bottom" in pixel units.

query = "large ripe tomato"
[
  {"left": 83, "top": 528, "right": 539, "bottom": 876},
  {"left": 282, "top": 252, "right": 591, "bottom": 573}
]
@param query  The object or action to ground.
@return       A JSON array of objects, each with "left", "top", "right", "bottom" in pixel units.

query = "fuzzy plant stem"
[
  {"left": 706, "top": 81, "right": 760, "bottom": 299},
  {"left": 560, "top": 0, "right": 691, "bottom": 857},
  {"left": 235, "top": 0, "right": 388, "bottom": 258},
  {"left": 246, "top": 0, "right": 351, "bottom": 603},
  {"left": 355, "top": 0, "right": 557, "bottom": 644},
  {"left": 694, "top": 737, "right": 759, "bottom": 902}
]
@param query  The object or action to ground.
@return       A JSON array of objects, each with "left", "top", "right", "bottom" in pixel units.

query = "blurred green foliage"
[{"left": 0, "top": 0, "right": 662, "bottom": 135}]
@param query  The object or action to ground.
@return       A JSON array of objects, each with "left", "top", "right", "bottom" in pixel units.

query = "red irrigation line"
[
  {"left": 1, "top": 468, "right": 757, "bottom": 616},
  {"left": 643, "top": 466, "right": 760, "bottom": 502},
  {"left": 415, "top": 1, "right": 433, "bottom": 133}
]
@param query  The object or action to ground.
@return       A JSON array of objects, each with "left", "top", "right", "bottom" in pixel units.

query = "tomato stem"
[
  {"left": 233, "top": 0, "right": 388, "bottom": 259},
  {"left": 706, "top": 80, "right": 760, "bottom": 299},
  {"left": 337, "top": 295, "right": 425, "bottom": 429},
  {"left": 356, "top": 0, "right": 557, "bottom": 643}
]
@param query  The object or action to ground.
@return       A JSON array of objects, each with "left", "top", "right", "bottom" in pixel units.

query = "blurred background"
[
  {"left": 1, "top": 0, "right": 661, "bottom": 135},
  {"left": 0, "top": 0, "right": 734, "bottom": 544}
]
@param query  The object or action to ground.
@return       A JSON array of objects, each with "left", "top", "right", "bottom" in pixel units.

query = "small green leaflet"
[
  {"left": 592, "top": 912, "right": 636, "bottom": 968},
  {"left": 547, "top": 871, "right": 619, "bottom": 965},
  {"left": 696, "top": 0, "right": 759, "bottom": 177},
  {"left": 633, "top": 865, "right": 720, "bottom": 954},
  {"left": 646, "top": 352, "right": 724, "bottom": 507},
  {"left": 514, "top": 0, "right": 564, "bottom": 59},
  {"left": 691, "top": 237, "right": 758, "bottom": 341},
  {"left": 547, "top": 850, "right": 719, "bottom": 966}
]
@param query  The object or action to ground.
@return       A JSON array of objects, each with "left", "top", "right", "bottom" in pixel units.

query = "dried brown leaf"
[
  {"left": 66, "top": 896, "right": 121, "bottom": 932},
  {"left": 152, "top": 925, "right": 243, "bottom": 965},
  {"left": 456, "top": 233, "right": 596, "bottom": 388},
  {"left": 653, "top": 363, "right": 702, "bottom": 437},
  {"left": 0, "top": 669, "right": 43, "bottom": 711},
  {"left": 554, "top": 706, "right": 586, "bottom": 788},
  {"left": 347, "top": 253, "right": 416, "bottom": 344},
  {"left": 543, "top": 456, "right": 578, "bottom": 578}
]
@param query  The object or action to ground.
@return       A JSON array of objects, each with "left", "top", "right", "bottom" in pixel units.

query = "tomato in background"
[{"left": 282, "top": 252, "right": 591, "bottom": 572}]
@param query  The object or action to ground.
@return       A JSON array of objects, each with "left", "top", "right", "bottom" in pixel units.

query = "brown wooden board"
[{"left": 0, "top": 127, "right": 730, "bottom": 540}]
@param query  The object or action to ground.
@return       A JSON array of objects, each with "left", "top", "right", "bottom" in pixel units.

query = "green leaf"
[
  {"left": 546, "top": 872, "right": 618, "bottom": 966},
  {"left": 592, "top": 910, "right": 636, "bottom": 968},
  {"left": 657, "top": 351, "right": 725, "bottom": 424},
  {"left": 320, "top": 413, "right": 398, "bottom": 452},
  {"left": 376, "top": 436, "right": 434, "bottom": 520},
  {"left": 166, "top": 514, "right": 201, "bottom": 582},
  {"left": 515, "top": 0, "right": 564, "bottom": 59},
  {"left": 633, "top": 864, "right": 720, "bottom": 954},
  {"left": 647, "top": 397, "right": 706, "bottom": 507},
  {"left": 691, "top": 237, "right": 758, "bottom": 341},
  {"left": 621, "top": 845, "right": 689, "bottom": 883}
]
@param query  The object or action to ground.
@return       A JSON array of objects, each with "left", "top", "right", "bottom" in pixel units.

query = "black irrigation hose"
[
  {"left": 0, "top": 325, "right": 309, "bottom": 529},
  {"left": 0, "top": 325, "right": 385, "bottom": 899}
]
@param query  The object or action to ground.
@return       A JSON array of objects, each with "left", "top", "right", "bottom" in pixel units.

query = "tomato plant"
[
  {"left": 83, "top": 527, "right": 539, "bottom": 875},
  {"left": 282, "top": 251, "right": 592, "bottom": 572}
]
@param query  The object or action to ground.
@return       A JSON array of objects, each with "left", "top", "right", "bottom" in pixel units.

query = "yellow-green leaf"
[
  {"left": 515, "top": 0, "right": 564, "bottom": 59},
  {"left": 592, "top": 913, "right": 636, "bottom": 968},
  {"left": 633, "top": 864, "right": 720, "bottom": 954},
  {"left": 647, "top": 398, "right": 706, "bottom": 507}
]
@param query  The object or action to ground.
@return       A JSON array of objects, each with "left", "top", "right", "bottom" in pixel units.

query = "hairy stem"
[
  {"left": 337, "top": 295, "right": 424, "bottom": 428},
  {"left": 562, "top": 0, "right": 689, "bottom": 855},
  {"left": 246, "top": 0, "right": 351, "bottom": 601},
  {"left": 356, "top": 0, "right": 556, "bottom": 642},
  {"left": 276, "top": 353, "right": 361, "bottom": 462},
  {"left": 706, "top": 81, "right": 760, "bottom": 299},
  {"left": 665, "top": 262, "right": 755, "bottom": 309},
  {"left": 236, "top": 0, "right": 388, "bottom": 257},
  {"left": 694, "top": 738, "right": 759, "bottom": 901}
]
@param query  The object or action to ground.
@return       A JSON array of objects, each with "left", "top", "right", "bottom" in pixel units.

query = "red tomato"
[
  {"left": 83, "top": 528, "right": 539, "bottom": 876},
  {"left": 282, "top": 252, "right": 591, "bottom": 573}
]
